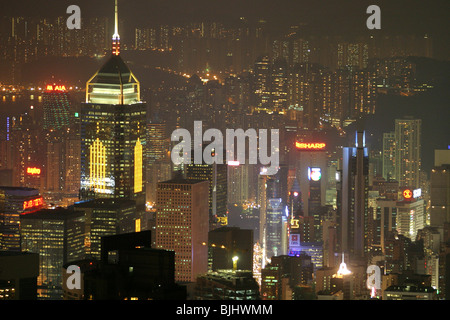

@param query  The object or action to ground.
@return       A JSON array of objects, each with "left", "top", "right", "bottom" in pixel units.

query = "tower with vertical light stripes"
[{"left": 80, "top": 0, "right": 146, "bottom": 204}]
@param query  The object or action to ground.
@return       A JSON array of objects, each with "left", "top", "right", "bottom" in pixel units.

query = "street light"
[{"left": 232, "top": 256, "right": 239, "bottom": 271}]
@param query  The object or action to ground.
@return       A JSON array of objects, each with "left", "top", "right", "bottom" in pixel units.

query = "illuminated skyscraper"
[
  {"left": 382, "top": 132, "right": 396, "bottom": 180},
  {"left": 80, "top": 0, "right": 146, "bottom": 204},
  {"left": 42, "top": 84, "right": 71, "bottom": 130},
  {"left": 0, "top": 187, "right": 44, "bottom": 252},
  {"left": 155, "top": 177, "right": 209, "bottom": 282},
  {"left": 394, "top": 118, "right": 421, "bottom": 189},
  {"left": 20, "top": 208, "right": 85, "bottom": 300},
  {"left": 185, "top": 147, "right": 228, "bottom": 230},
  {"left": 339, "top": 130, "right": 369, "bottom": 259},
  {"left": 254, "top": 55, "right": 271, "bottom": 111}
]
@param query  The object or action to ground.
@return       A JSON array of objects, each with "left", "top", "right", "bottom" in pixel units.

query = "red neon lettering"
[
  {"left": 295, "top": 142, "right": 326, "bottom": 150},
  {"left": 23, "top": 197, "right": 43, "bottom": 211}
]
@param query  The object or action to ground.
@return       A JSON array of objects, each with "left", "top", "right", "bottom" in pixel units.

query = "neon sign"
[
  {"left": 27, "top": 167, "right": 41, "bottom": 175},
  {"left": 290, "top": 218, "right": 299, "bottom": 229},
  {"left": 295, "top": 142, "right": 326, "bottom": 150},
  {"left": 403, "top": 189, "right": 413, "bottom": 200},
  {"left": 308, "top": 167, "right": 322, "bottom": 181},
  {"left": 23, "top": 197, "right": 43, "bottom": 211},
  {"left": 217, "top": 216, "right": 228, "bottom": 226},
  {"left": 46, "top": 84, "right": 67, "bottom": 92}
]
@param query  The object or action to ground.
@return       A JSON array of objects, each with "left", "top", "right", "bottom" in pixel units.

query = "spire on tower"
[{"left": 112, "top": 0, "right": 120, "bottom": 55}]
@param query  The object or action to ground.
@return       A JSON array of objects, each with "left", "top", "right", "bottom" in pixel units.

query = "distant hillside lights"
[
  {"left": 171, "top": 121, "right": 280, "bottom": 175},
  {"left": 64, "top": 4, "right": 380, "bottom": 31}
]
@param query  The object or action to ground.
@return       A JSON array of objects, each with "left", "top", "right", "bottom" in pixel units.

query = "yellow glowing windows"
[
  {"left": 89, "top": 138, "right": 106, "bottom": 192},
  {"left": 134, "top": 138, "right": 143, "bottom": 193}
]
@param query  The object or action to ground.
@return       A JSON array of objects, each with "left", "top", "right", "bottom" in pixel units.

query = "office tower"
[
  {"left": 42, "top": 84, "right": 71, "bottom": 130},
  {"left": 72, "top": 198, "right": 137, "bottom": 260},
  {"left": 227, "top": 162, "right": 249, "bottom": 205},
  {"left": 263, "top": 166, "right": 289, "bottom": 260},
  {"left": 315, "top": 267, "right": 339, "bottom": 296},
  {"left": 43, "top": 130, "right": 64, "bottom": 197},
  {"left": 339, "top": 130, "right": 369, "bottom": 259},
  {"left": 146, "top": 120, "right": 171, "bottom": 203},
  {"left": 270, "top": 58, "right": 288, "bottom": 113},
  {"left": 430, "top": 150, "right": 450, "bottom": 228},
  {"left": 63, "top": 132, "right": 81, "bottom": 199},
  {"left": 374, "top": 199, "right": 398, "bottom": 255},
  {"left": 382, "top": 132, "right": 396, "bottom": 180},
  {"left": 260, "top": 254, "right": 314, "bottom": 300},
  {"left": 0, "top": 187, "right": 44, "bottom": 251},
  {"left": 155, "top": 177, "right": 209, "bottom": 282},
  {"left": 80, "top": 1, "right": 146, "bottom": 204},
  {"left": 147, "top": 121, "right": 168, "bottom": 166},
  {"left": 20, "top": 208, "right": 85, "bottom": 300},
  {"left": 0, "top": 252, "right": 39, "bottom": 300},
  {"left": 194, "top": 270, "right": 260, "bottom": 300},
  {"left": 185, "top": 150, "right": 228, "bottom": 230},
  {"left": 371, "top": 176, "right": 399, "bottom": 200},
  {"left": 294, "top": 139, "right": 328, "bottom": 221},
  {"left": 208, "top": 227, "right": 253, "bottom": 272},
  {"left": 9, "top": 113, "right": 40, "bottom": 187},
  {"left": 394, "top": 118, "right": 421, "bottom": 188},
  {"left": 264, "top": 198, "right": 285, "bottom": 259},
  {"left": 322, "top": 220, "right": 338, "bottom": 268},
  {"left": 396, "top": 189, "right": 425, "bottom": 240},
  {"left": 254, "top": 55, "right": 271, "bottom": 111},
  {"left": 70, "top": 231, "right": 186, "bottom": 300}
]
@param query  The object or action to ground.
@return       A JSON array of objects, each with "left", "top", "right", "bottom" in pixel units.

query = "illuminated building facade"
[
  {"left": 80, "top": 0, "right": 146, "bottom": 204},
  {"left": 394, "top": 117, "right": 421, "bottom": 189},
  {"left": 42, "top": 84, "right": 71, "bottom": 130},
  {"left": 185, "top": 149, "right": 228, "bottom": 230},
  {"left": 20, "top": 208, "right": 85, "bottom": 300},
  {"left": 294, "top": 141, "right": 328, "bottom": 221},
  {"left": 254, "top": 55, "right": 271, "bottom": 111},
  {"left": 382, "top": 132, "right": 396, "bottom": 181},
  {"left": 72, "top": 198, "right": 137, "bottom": 260},
  {"left": 0, "top": 186, "right": 44, "bottom": 251},
  {"left": 261, "top": 254, "right": 314, "bottom": 300},
  {"left": 155, "top": 177, "right": 209, "bottom": 282},
  {"left": 396, "top": 194, "right": 425, "bottom": 241},
  {"left": 339, "top": 130, "right": 369, "bottom": 259}
]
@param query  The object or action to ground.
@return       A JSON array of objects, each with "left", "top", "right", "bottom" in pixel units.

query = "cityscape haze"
[{"left": 0, "top": 0, "right": 449, "bottom": 311}]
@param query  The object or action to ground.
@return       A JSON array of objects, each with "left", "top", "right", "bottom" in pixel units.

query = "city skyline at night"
[{"left": 0, "top": 0, "right": 449, "bottom": 310}]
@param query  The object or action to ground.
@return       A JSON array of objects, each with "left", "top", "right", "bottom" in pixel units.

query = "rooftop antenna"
[{"left": 112, "top": 0, "right": 120, "bottom": 55}]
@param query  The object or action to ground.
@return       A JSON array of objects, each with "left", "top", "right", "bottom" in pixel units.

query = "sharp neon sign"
[
  {"left": 295, "top": 142, "right": 326, "bottom": 150},
  {"left": 23, "top": 197, "right": 44, "bottom": 211},
  {"left": 27, "top": 167, "right": 41, "bottom": 175},
  {"left": 46, "top": 84, "right": 66, "bottom": 92}
]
